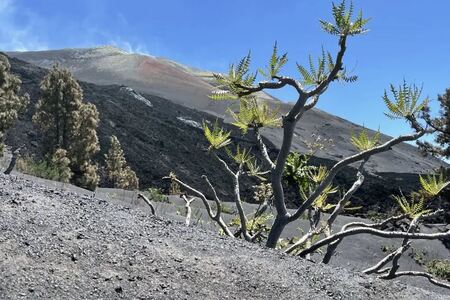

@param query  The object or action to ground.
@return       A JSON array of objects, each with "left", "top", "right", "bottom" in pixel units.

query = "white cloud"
[
  {"left": 108, "top": 38, "right": 153, "bottom": 56},
  {"left": 0, "top": 0, "right": 48, "bottom": 51}
]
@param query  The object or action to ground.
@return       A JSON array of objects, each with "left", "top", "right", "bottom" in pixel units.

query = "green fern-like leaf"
[
  {"left": 393, "top": 193, "right": 431, "bottom": 218},
  {"left": 383, "top": 81, "right": 429, "bottom": 120},
  {"left": 227, "top": 145, "right": 253, "bottom": 166},
  {"left": 203, "top": 120, "right": 231, "bottom": 150},
  {"left": 350, "top": 128, "right": 381, "bottom": 151},
  {"left": 419, "top": 172, "right": 450, "bottom": 198},
  {"left": 320, "top": 0, "right": 369, "bottom": 36},
  {"left": 228, "top": 99, "right": 281, "bottom": 133},
  {"left": 262, "top": 41, "right": 288, "bottom": 79}
]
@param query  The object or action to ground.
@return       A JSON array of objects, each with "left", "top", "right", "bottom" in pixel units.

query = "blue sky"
[{"left": 0, "top": 0, "right": 449, "bottom": 140}]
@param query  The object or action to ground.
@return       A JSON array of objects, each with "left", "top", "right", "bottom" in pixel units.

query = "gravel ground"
[{"left": 0, "top": 174, "right": 448, "bottom": 300}]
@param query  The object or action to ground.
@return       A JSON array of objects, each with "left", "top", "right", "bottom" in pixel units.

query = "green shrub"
[
  {"left": 145, "top": 187, "right": 168, "bottom": 203},
  {"left": 426, "top": 259, "right": 450, "bottom": 281},
  {"left": 16, "top": 150, "right": 72, "bottom": 183}
]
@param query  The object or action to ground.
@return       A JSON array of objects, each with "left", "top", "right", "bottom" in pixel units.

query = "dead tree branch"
[
  {"left": 163, "top": 175, "right": 234, "bottom": 237},
  {"left": 388, "top": 271, "right": 450, "bottom": 289},
  {"left": 298, "top": 226, "right": 450, "bottom": 258},
  {"left": 181, "top": 194, "right": 195, "bottom": 226},
  {"left": 137, "top": 193, "right": 156, "bottom": 215}
]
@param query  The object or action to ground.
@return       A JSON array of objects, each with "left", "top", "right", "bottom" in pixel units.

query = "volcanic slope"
[
  {"left": 0, "top": 173, "right": 448, "bottom": 300},
  {"left": 7, "top": 46, "right": 447, "bottom": 175},
  {"left": 4, "top": 52, "right": 450, "bottom": 216}
]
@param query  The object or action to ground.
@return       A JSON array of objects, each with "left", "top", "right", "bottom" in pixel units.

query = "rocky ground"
[{"left": 0, "top": 174, "right": 448, "bottom": 299}]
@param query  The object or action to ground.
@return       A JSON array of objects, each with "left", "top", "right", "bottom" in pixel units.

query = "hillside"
[
  {"left": 2, "top": 53, "right": 449, "bottom": 216},
  {"left": 0, "top": 174, "right": 448, "bottom": 300},
  {"left": 7, "top": 46, "right": 447, "bottom": 174}
]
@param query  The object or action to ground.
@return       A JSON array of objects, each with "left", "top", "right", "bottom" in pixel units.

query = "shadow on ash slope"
[{"left": 0, "top": 174, "right": 448, "bottom": 300}]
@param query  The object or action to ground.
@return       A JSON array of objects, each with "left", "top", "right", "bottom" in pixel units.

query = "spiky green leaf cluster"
[
  {"left": 210, "top": 52, "right": 257, "bottom": 101},
  {"left": 284, "top": 152, "right": 317, "bottom": 192},
  {"left": 393, "top": 193, "right": 430, "bottom": 218},
  {"left": 383, "top": 81, "right": 429, "bottom": 120},
  {"left": 227, "top": 145, "right": 253, "bottom": 165},
  {"left": 296, "top": 48, "right": 357, "bottom": 88},
  {"left": 246, "top": 158, "right": 267, "bottom": 181},
  {"left": 230, "top": 212, "right": 273, "bottom": 239},
  {"left": 350, "top": 128, "right": 381, "bottom": 151},
  {"left": 319, "top": 0, "right": 369, "bottom": 36},
  {"left": 258, "top": 42, "right": 288, "bottom": 79},
  {"left": 228, "top": 99, "right": 281, "bottom": 133},
  {"left": 419, "top": 172, "right": 450, "bottom": 198},
  {"left": 203, "top": 120, "right": 231, "bottom": 150},
  {"left": 309, "top": 184, "right": 338, "bottom": 211}
]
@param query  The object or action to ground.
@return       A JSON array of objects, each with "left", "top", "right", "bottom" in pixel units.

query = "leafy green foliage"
[
  {"left": 228, "top": 99, "right": 281, "bottom": 133},
  {"left": 393, "top": 171, "right": 448, "bottom": 219},
  {"left": 393, "top": 193, "right": 430, "bottom": 218},
  {"left": 0, "top": 54, "right": 29, "bottom": 154},
  {"left": 417, "top": 88, "right": 450, "bottom": 158},
  {"left": 16, "top": 150, "right": 72, "bottom": 183},
  {"left": 33, "top": 65, "right": 100, "bottom": 190},
  {"left": 284, "top": 152, "right": 337, "bottom": 212},
  {"left": 245, "top": 157, "right": 267, "bottom": 181},
  {"left": 230, "top": 212, "right": 273, "bottom": 241},
  {"left": 203, "top": 120, "right": 231, "bottom": 150},
  {"left": 145, "top": 187, "right": 169, "bottom": 203},
  {"left": 426, "top": 259, "right": 450, "bottom": 281},
  {"left": 309, "top": 184, "right": 338, "bottom": 211},
  {"left": 284, "top": 152, "right": 317, "bottom": 192},
  {"left": 296, "top": 48, "right": 357, "bottom": 88},
  {"left": 210, "top": 51, "right": 257, "bottom": 101},
  {"left": 227, "top": 145, "right": 253, "bottom": 166},
  {"left": 350, "top": 128, "right": 381, "bottom": 151},
  {"left": 258, "top": 42, "right": 288, "bottom": 79},
  {"left": 105, "top": 135, "right": 139, "bottom": 190},
  {"left": 419, "top": 172, "right": 449, "bottom": 198},
  {"left": 383, "top": 81, "right": 429, "bottom": 120},
  {"left": 319, "top": 0, "right": 369, "bottom": 36},
  {"left": 226, "top": 145, "right": 266, "bottom": 179}
]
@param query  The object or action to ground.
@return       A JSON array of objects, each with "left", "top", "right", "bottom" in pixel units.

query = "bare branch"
[
  {"left": 363, "top": 242, "right": 411, "bottom": 275},
  {"left": 4, "top": 147, "right": 21, "bottom": 175},
  {"left": 181, "top": 195, "right": 195, "bottom": 226},
  {"left": 254, "top": 127, "right": 275, "bottom": 169},
  {"left": 233, "top": 169, "right": 252, "bottom": 242},
  {"left": 321, "top": 213, "right": 407, "bottom": 264},
  {"left": 237, "top": 76, "right": 304, "bottom": 97},
  {"left": 202, "top": 175, "right": 223, "bottom": 218},
  {"left": 298, "top": 227, "right": 450, "bottom": 258},
  {"left": 212, "top": 152, "right": 235, "bottom": 176},
  {"left": 163, "top": 175, "right": 234, "bottom": 237},
  {"left": 341, "top": 214, "right": 408, "bottom": 230},
  {"left": 326, "top": 159, "right": 368, "bottom": 231},
  {"left": 386, "top": 271, "right": 450, "bottom": 289},
  {"left": 138, "top": 193, "right": 156, "bottom": 216}
]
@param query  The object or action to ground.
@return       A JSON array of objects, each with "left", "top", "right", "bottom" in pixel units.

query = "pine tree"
[
  {"left": 0, "top": 54, "right": 29, "bottom": 156},
  {"left": 33, "top": 65, "right": 83, "bottom": 153},
  {"left": 77, "top": 161, "right": 99, "bottom": 191},
  {"left": 418, "top": 88, "right": 450, "bottom": 159},
  {"left": 105, "top": 135, "right": 139, "bottom": 190},
  {"left": 50, "top": 148, "right": 73, "bottom": 183},
  {"left": 33, "top": 65, "right": 100, "bottom": 190},
  {"left": 69, "top": 102, "right": 100, "bottom": 188}
]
